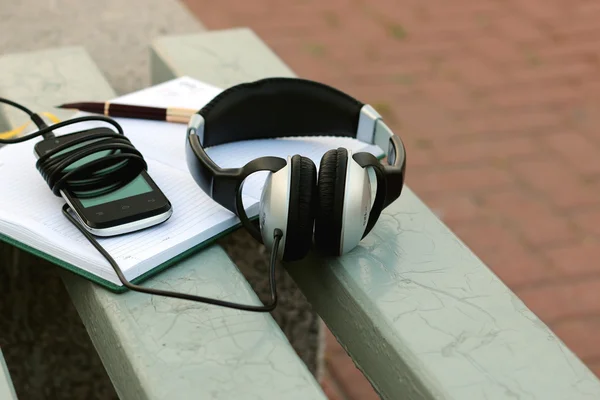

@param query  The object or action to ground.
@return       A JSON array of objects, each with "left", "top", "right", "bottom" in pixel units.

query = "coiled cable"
[
  {"left": 0, "top": 97, "right": 146, "bottom": 197},
  {"left": 0, "top": 97, "right": 280, "bottom": 312}
]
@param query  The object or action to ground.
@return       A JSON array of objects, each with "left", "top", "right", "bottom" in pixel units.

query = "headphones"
[{"left": 185, "top": 77, "right": 406, "bottom": 262}]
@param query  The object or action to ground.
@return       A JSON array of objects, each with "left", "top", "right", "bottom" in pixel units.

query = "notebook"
[{"left": 0, "top": 76, "right": 384, "bottom": 291}]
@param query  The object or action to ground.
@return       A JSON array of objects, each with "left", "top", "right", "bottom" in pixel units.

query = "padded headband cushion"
[
  {"left": 198, "top": 77, "right": 364, "bottom": 148},
  {"left": 283, "top": 155, "right": 317, "bottom": 261},
  {"left": 314, "top": 148, "right": 348, "bottom": 255}
]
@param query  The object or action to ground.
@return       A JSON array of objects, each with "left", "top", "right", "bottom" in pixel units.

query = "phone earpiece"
[
  {"left": 259, "top": 154, "right": 317, "bottom": 261},
  {"left": 314, "top": 148, "right": 372, "bottom": 256}
]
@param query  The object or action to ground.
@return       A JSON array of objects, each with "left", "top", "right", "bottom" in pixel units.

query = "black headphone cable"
[{"left": 0, "top": 97, "right": 280, "bottom": 312}]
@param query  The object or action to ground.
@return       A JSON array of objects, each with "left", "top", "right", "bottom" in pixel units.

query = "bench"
[{"left": 1, "top": 27, "right": 600, "bottom": 399}]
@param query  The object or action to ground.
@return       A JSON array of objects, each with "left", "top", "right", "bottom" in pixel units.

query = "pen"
[{"left": 55, "top": 101, "right": 197, "bottom": 124}]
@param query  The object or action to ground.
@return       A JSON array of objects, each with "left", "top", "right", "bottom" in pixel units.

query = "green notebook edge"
[{"left": 0, "top": 219, "right": 248, "bottom": 293}]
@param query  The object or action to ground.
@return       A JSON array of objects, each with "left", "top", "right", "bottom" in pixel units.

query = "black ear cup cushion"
[
  {"left": 283, "top": 155, "right": 317, "bottom": 261},
  {"left": 315, "top": 148, "right": 348, "bottom": 255}
]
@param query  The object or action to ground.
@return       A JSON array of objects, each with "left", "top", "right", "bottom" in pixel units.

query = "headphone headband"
[
  {"left": 195, "top": 77, "right": 363, "bottom": 147},
  {"left": 185, "top": 77, "right": 406, "bottom": 232}
]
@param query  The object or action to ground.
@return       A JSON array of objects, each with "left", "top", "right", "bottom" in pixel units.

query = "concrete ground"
[
  {"left": 179, "top": 0, "right": 600, "bottom": 398},
  {"left": 0, "top": 0, "right": 202, "bottom": 94}
]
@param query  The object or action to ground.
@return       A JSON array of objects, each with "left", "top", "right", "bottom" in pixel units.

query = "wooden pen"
[{"left": 56, "top": 101, "right": 197, "bottom": 124}]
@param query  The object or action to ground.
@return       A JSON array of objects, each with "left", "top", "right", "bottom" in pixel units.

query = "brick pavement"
[{"left": 181, "top": 0, "right": 600, "bottom": 397}]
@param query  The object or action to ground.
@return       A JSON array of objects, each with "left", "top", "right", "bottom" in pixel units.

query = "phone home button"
[{"left": 121, "top": 205, "right": 130, "bottom": 210}]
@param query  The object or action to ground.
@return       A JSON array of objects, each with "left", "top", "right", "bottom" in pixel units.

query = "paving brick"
[
  {"left": 513, "top": 0, "right": 564, "bottom": 21},
  {"left": 419, "top": 193, "right": 487, "bottom": 224},
  {"left": 551, "top": 182, "right": 600, "bottom": 210},
  {"left": 544, "top": 240, "right": 600, "bottom": 277},
  {"left": 341, "top": 58, "right": 440, "bottom": 85},
  {"left": 542, "top": 131, "right": 600, "bottom": 175},
  {"left": 324, "top": 329, "right": 379, "bottom": 400},
  {"left": 516, "top": 278, "right": 600, "bottom": 322},
  {"left": 321, "top": 371, "right": 347, "bottom": 400},
  {"left": 431, "top": 136, "right": 538, "bottom": 165},
  {"left": 403, "top": 142, "right": 435, "bottom": 169},
  {"left": 367, "top": 11, "right": 488, "bottom": 42},
  {"left": 441, "top": 55, "right": 505, "bottom": 86},
  {"left": 466, "top": 35, "right": 527, "bottom": 65},
  {"left": 485, "top": 83, "right": 582, "bottom": 109},
  {"left": 450, "top": 219, "right": 522, "bottom": 253},
  {"left": 517, "top": 213, "right": 581, "bottom": 249},
  {"left": 510, "top": 159, "right": 600, "bottom": 210},
  {"left": 327, "top": 359, "right": 379, "bottom": 400},
  {"left": 450, "top": 219, "right": 556, "bottom": 287},
  {"left": 419, "top": 80, "right": 479, "bottom": 112},
  {"left": 407, "top": 165, "right": 513, "bottom": 195},
  {"left": 381, "top": 99, "right": 466, "bottom": 140},
  {"left": 491, "top": 14, "right": 546, "bottom": 42},
  {"left": 481, "top": 242, "right": 555, "bottom": 288},
  {"left": 505, "top": 62, "right": 595, "bottom": 86},
  {"left": 325, "top": 327, "right": 346, "bottom": 358},
  {"left": 373, "top": 38, "right": 460, "bottom": 63},
  {"left": 265, "top": 50, "right": 343, "bottom": 83},
  {"left": 551, "top": 317, "right": 600, "bottom": 361},
  {"left": 411, "top": 0, "right": 504, "bottom": 25},
  {"left": 591, "top": 360, "right": 600, "bottom": 379},
  {"left": 267, "top": 30, "right": 386, "bottom": 64},
  {"left": 334, "top": 79, "right": 421, "bottom": 104},
  {"left": 535, "top": 39, "right": 600, "bottom": 64},
  {"left": 583, "top": 81, "right": 600, "bottom": 103},
  {"left": 456, "top": 107, "right": 564, "bottom": 137},
  {"left": 571, "top": 102, "right": 600, "bottom": 138},
  {"left": 478, "top": 190, "right": 581, "bottom": 247},
  {"left": 548, "top": 14, "right": 600, "bottom": 39},
  {"left": 572, "top": 209, "right": 600, "bottom": 236}
]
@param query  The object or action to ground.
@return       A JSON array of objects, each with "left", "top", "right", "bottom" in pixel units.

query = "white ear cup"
[
  {"left": 259, "top": 160, "right": 291, "bottom": 258},
  {"left": 339, "top": 152, "right": 372, "bottom": 254}
]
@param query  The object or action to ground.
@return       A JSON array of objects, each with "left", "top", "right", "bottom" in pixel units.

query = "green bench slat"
[
  {"left": 289, "top": 188, "right": 600, "bottom": 399},
  {"left": 153, "top": 28, "right": 600, "bottom": 400},
  {"left": 151, "top": 28, "right": 295, "bottom": 88}
]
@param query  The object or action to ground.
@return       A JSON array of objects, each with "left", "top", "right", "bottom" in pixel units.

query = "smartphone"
[{"left": 34, "top": 127, "right": 172, "bottom": 237}]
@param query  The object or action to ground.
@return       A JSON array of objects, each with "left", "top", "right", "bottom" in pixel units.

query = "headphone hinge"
[
  {"left": 356, "top": 104, "right": 382, "bottom": 144},
  {"left": 187, "top": 113, "right": 205, "bottom": 144}
]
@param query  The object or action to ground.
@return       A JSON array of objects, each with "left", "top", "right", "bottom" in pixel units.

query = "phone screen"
[{"left": 78, "top": 175, "right": 153, "bottom": 208}]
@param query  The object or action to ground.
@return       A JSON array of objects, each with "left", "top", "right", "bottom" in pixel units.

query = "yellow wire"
[{"left": 0, "top": 112, "right": 62, "bottom": 139}]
